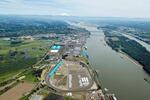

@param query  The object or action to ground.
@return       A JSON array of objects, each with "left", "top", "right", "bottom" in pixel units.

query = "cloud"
[
  {"left": 0, "top": 0, "right": 150, "bottom": 18},
  {"left": 59, "top": 13, "right": 71, "bottom": 16}
]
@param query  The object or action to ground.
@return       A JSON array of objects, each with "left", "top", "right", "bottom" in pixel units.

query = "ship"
[{"left": 106, "top": 94, "right": 117, "bottom": 100}]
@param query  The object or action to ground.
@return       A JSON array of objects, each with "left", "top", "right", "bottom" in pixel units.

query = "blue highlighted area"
[
  {"left": 81, "top": 50, "right": 89, "bottom": 58},
  {"left": 49, "top": 61, "right": 63, "bottom": 77},
  {"left": 51, "top": 45, "right": 61, "bottom": 50}
]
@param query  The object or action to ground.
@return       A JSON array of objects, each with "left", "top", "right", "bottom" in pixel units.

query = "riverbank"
[
  {"left": 104, "top": 30, "right": 150, "bottom": 75},
  {"left": 119, "top": 51, "right": 143, "bottom": 68},
  {"left": 85, "top": 57, "right": 102, "bottom": 90}
]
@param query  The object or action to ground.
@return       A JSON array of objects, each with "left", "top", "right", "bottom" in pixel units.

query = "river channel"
[{"left": 80, "top": 24, "right": 150, "bottom": 100}]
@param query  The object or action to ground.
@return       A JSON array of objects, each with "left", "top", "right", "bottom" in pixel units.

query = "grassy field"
[
  {"left": 23, "top": 69, "right": 39, "bottom": 83},
  {"left": 0, "top": 38, "right": 51, "bottom": 83}
]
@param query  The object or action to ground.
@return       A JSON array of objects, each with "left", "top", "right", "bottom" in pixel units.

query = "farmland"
[
  {"left": 0, "top": 39, "right": 51, "bottom": 83},
  {"left": 0, "top": 82, "right": 35, "bottom": 100}
]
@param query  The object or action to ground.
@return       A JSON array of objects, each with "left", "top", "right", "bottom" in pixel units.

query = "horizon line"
[{"left": 0, "top": 14, "right": 150, "bottom": 20}]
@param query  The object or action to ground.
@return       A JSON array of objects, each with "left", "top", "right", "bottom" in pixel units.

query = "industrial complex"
[{"left": 38, "top": 32, "right": 117, "bottom": 100}]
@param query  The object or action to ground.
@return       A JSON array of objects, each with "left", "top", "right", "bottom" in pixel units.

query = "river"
[{"left": 73, "top": 23, "right": 150, "bottom": 100}]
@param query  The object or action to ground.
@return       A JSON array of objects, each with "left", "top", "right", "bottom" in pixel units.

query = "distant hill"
[{"left": 0, "top": 15, "right": 85, "bottom": 37}]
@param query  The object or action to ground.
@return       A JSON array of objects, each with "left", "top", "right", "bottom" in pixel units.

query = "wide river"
[{"left": 74, "top": 23, "right": 150, "bottom": 100}]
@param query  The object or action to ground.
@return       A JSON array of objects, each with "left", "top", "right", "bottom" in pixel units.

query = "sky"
[{"left": 0, "top": 0, "right": 150, "bottom": 18}]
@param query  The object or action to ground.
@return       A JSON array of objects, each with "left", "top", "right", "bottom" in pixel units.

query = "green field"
[
  {"left": 0, "top": 39, "right": 51, "bottom": 83},
  {"left": 23, "top": 68, "right": 39, "bottom": 83}
]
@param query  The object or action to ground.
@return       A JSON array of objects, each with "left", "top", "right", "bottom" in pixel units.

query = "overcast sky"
[{"left": 0, "top": 0, "right": 150, "bottom": 18}]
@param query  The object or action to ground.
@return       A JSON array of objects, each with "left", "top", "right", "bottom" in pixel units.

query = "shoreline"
[
  {"left": 119, "top": 51, "right": 150, "bottom": 75},
  {"left": 83, "top": 55, "right": 102, "bottom": 90},
  {"left": 119, "top": 51, "right": 143, "bottom": 68},
  {"left": 104, "top": 36, "right": 144, "bottom": 68},
  {"left": 104, "top": 33, "right": 150, "bottom": 75},
  {"left": 81, "top": 43, "right": 102, "bottom": 90}
]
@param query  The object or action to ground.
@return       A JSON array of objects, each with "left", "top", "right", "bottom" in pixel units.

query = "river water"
[{"left": 76, "top": 23, "right": 150, "bottom": 100}]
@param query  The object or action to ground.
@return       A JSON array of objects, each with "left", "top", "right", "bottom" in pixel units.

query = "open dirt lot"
[{"left": 0, "top": 82, "right": 35, "bottom": 100}]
